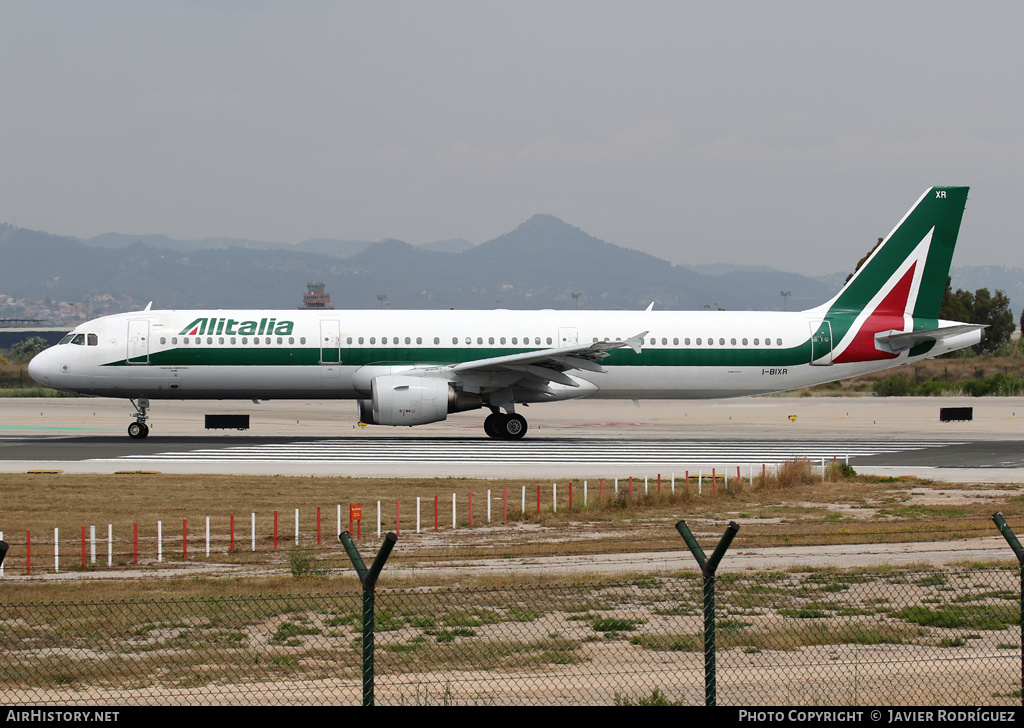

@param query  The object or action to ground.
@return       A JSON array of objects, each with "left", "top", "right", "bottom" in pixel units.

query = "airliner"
[{"left": 28, "top": 187, "right": 982, "bottom": 440}]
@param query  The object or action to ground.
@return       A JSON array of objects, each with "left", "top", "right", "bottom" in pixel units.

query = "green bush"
[{"left": 874, "top": 375, "right": 917, "bottom": 397}]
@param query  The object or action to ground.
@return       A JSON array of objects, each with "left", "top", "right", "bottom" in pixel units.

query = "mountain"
[{"left": 0, "top": 220, "right": 1016, "bottom": 324}]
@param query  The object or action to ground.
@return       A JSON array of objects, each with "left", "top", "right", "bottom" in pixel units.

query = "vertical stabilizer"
[{"left": 817, "top": 187, "right": 968, "bottom": 364}]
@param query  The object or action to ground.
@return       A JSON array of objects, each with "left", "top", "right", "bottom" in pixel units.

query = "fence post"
[
  {"left": 675, "top": 519, "right": 740, "bottom": 707},
  {"left": 339, "top": 530, "right": 398, "bottom": 707},
  {"left": 992, "top": 511, "right": 1024, "bottom": 705}
]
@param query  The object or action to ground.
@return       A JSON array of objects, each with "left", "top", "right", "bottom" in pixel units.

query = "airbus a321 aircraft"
[{"left": 28, "top": 187, "right": 983, "bottom": 440}]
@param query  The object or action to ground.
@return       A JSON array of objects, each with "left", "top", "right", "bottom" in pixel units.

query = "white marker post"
[{"left": 54, "top": 528, "right": 59, "bottom": 573}]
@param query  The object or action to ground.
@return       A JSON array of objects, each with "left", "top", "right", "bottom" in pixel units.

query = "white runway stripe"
[{"left": 96, "top": 438, "right": 959, "bottom": 466}]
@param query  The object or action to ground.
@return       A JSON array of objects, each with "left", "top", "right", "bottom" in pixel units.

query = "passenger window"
[
  {"left": 546, "top": 337, "right": 552, "bottom": 345},
  {"left": 730, "top": 338, "right": 736, "bottom": 345},
  {"left": 405, "top": 337, "right": 411, "bottom": 345},
  {"left": 685, "top": 338, "right": 691, "bottom": 345},
  {"left": 776, "top": 338, "right": 783, "bottom": 346},
  {"left": 465, "top": 337, "right": 472, "bottom": 345},
  {"left": 358, "top": 337, "right": 364, "bottom": 344},
  {"left": 300, "top": 337, "right": 306, "bottom": 345},
  {"left": 673, "top": 338, "right": 678, "bottom": 345},
  {"left": 219, "top": 337, "right": 225, "bottom": 344},
  {"left": 207, "top": 337, "right": 213, "bottom": 345},
  {"left": 488, "top": 337, "right": 494, "bottom": 345},
  {"left": 241, "top": 337, "right": 247, "bottom": 345},
  {"left": 277, "top": 337, "right": 283, "bottom": 345},
  {"left": 500, "top": 337, "right": 506, "bottom": 344},
  {"left": 346, "top": 337, "right": 353, "bottom": 345},
  {"left": 452, "top": 337, "right": 458, "bottom": 345},
  {"left": 719, "top": 338, "right": 725, "bottom": 345},
  {"left": 393, "top": 337, "right": 399, "bottom": 344},
  {"left": 159, "top": 337, "right": 166, "bottom": 345},
  {"left": 477, "top": 337, "right": 483, "bottom": 345},
  {"left": 754, "top": 338, "right": 759, "bottom": 345},
  {"left": 172, "top": 337, "right": 178, "bottom": 345},
  {"left": 742, "top": 338, "right": 748, "bottom": 345},
  {"left": 370, "top": 337, "right": 376, "bottom": 345},
  {"left": 265, "top": 337, "right": 271, "bottom": 345},
  {"left": 415, "top": 337, "right": 421, "bottom": 345},
  {"left": 765, "top": 338, "right": 771, "bottom": 346},
  {"left": 512, "top": 337, "right": 518, "bottom": 345},
  {"left": 696, "top": 338, "right": 701, "bottom": 345},
  {"left": 231, "top": 337, "right": 237, "bottom": 345}
]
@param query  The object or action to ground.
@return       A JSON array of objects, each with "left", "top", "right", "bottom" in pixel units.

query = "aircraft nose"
[{"left": 27, "top": 349, "right": 49, "bottom": 386}]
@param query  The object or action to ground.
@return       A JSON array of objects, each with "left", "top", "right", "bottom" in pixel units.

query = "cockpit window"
[
  {"left": 70, "top": 334, "right": 85, "bottom": 346},
  {"left": 87, "top": 334, "right": 98, "bottom": 346},
  {"left": 58, "top": 334, "right": 75, "bottom": 345}
]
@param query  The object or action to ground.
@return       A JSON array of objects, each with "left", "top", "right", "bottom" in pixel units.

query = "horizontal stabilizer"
[{"left": 874, "top": 325, "right": 986, "bottom": 354}]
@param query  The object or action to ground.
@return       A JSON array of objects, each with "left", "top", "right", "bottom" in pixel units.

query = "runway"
[{"left": 1, "top": 396, "right": 1022, "bottom": 480}]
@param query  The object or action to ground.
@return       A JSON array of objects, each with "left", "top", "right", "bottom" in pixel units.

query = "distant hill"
[
  {"left": 83, "top": 232, "right": 475, "bottom": 258},
  {"left": 0, "top": 220, "right": 1016, "bottom": 320}
]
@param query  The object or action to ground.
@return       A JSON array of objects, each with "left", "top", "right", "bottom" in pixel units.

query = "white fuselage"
[{"left": 27, "top": 307, "right": 980, "bottom": 404}]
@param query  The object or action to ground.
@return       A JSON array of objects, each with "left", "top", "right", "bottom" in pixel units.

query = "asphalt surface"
[{"left": 1, "top": 396, "right": 1022, "bottom": 480}]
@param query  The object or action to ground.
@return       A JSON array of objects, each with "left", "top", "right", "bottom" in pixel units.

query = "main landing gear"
[
  {"left": 484, "top": 411, "right": 528, "bottom": 440},
  {"left": 128, "top": 398, "right": 150, "bottom": 439}
]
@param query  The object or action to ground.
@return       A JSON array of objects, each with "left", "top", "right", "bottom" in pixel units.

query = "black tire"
[
  {"left": 128, "top": 422, "right": 145, "bottom": 439},
  {"left": 484, "top": 413, "right": 504, "bottom": 439},
  {"left": 502, "top": 414, "right": 528, "bottom": 440}
]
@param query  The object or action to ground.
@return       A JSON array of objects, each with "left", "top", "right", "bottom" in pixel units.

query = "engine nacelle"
[{"left": 359, "top": 376, "right": 481, "bottom": 426}]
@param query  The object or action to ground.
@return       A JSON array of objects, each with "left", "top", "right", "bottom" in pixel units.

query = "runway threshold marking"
[{"left": 93, "top": 438, "right": 963, "bottom": 466}]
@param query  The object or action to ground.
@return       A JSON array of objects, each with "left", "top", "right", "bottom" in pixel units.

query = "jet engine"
[{"left": 358, "top": 376, "right": 482, "bottom": 426}]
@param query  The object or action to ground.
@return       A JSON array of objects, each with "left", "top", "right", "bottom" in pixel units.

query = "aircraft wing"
[
  {"left": 448, "top": 331, "right": 648, "bottom": 387},
  {"left": 875, "top": 324, "right": 986, "bottom": 354}
]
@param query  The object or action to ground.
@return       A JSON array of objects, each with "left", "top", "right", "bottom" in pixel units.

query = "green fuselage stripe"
[{"left": 103, "top": 341, "right": 815, "bottom": 369}]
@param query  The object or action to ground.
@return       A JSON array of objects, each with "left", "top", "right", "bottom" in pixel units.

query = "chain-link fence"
[{"left": 2, "top": 566, "right": 1020, "bottom": 706}]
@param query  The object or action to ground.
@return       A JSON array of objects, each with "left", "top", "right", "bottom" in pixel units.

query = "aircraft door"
[
  {"left": 127, "top": 320, "right": 150, "bottom": 365},
  {"left": 320, "top": 320, "right": 341, "bottom": 364},
  {"left": 558, "top": 327, "right": 578, "bottom": 346},
  {"left": 809, "top": 320, "right": 833, "bottom": 366}
]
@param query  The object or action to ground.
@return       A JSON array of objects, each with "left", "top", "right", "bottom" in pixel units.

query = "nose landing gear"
[{"left": 128, "top": 398, "right": 150, "bottom": 439}]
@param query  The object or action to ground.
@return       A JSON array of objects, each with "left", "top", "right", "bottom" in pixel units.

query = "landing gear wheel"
[
  {"left": 501, "top": 413, "right": 528, "bottom": 440},
  {"left": 128, "top": 397, "right": 151, "bottom": 440},
  {"left": 484, "top": 413, "right": 504, "bottom": 439}
]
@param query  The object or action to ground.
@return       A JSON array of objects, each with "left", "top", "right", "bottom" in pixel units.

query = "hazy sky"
[{"left": 2, "top": 2, "right": 1022, "bottom": 275}]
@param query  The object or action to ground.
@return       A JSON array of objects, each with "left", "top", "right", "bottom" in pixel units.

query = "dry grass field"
[{"left": 1, "top": 464, "right": 1021, "bottom": 602}]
